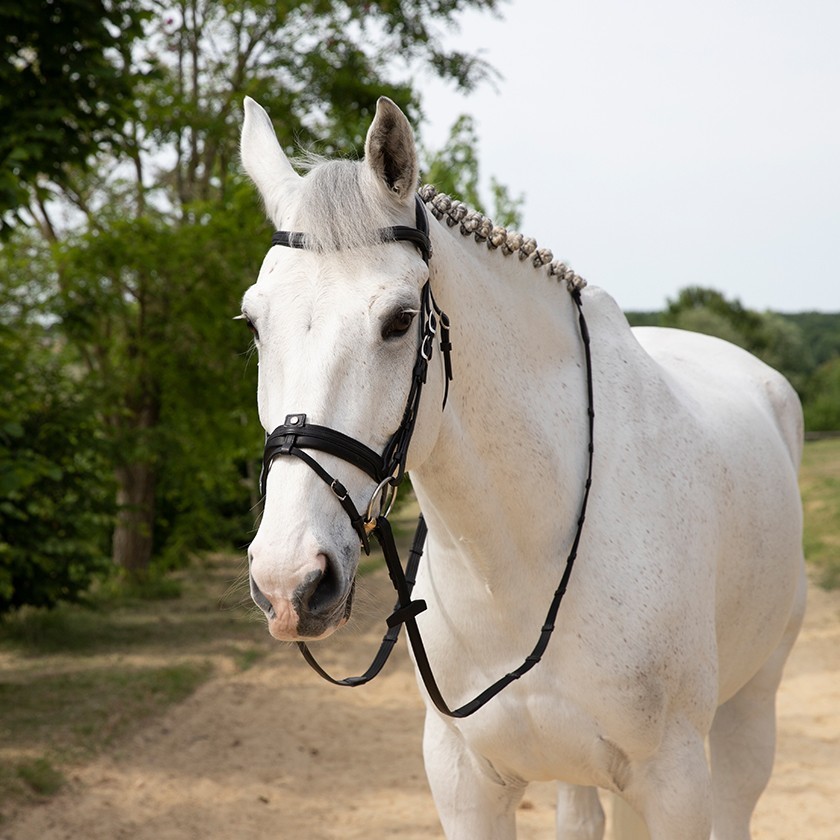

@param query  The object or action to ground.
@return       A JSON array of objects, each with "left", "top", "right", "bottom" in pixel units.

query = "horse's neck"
[{"left": 411, "top": 228, "right": 591, "bottom": 592}]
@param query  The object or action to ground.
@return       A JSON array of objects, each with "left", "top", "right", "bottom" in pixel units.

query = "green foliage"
[
  {"left": 0, "top": 240, "right": 114, "bottom": 614},
  {"left": 0, "top": 0, "right": 149, "bottom": 232},
  {"left": 0, "top": 353, "right": 114, "bottom": 612},
  {"left": 624, "top": 311, "right": 660, "bottom": 327},
  {"left": 800, "top": 438, "right": 840, "bottom": 589},
  {"left": 663, "top": 287, "right": 766, "bottom": 344},
  {"left": 658, "top": 286, "right": 815, "bottom": 393},
  {"left": 665, "top": 304, "right": 748, "bottom": 349},
  {"left": 782, "top": 312, "right": 840, "bottom": 367},
  {"left": 803, "top": 358, "right": 840, "bottom": 432},
  {"left": 49, "top": 191, "right": 266, "bottom": 571},
  {"left": 629, "top": 290, "right": 840, "bottom": 430},
  {"left": 424, "top": 114, "right": 524, "bottom": 228},
  {"left": 14, "top": 756, "right": 65, "bottom": 796}
]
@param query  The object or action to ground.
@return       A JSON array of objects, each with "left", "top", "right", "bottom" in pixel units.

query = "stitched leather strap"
[
  {"left": 297, "top": 514, "right": 430, "bottom": 687},
  {"left": 271, "top": 195, "right": 432, "bottom": 265},
  {"left": 293, "top": 290, "right": 594, "bottom": 720},
  {"left": 262, "top": 415, "right": 388, "bottom": 488}
]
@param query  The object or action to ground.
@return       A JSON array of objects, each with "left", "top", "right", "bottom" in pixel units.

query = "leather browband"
[
  {"left": 271, "top": 195, "right": 432, "bottom": 265},
  {"left": 255, "top": 189, "right": 593, "bottom": 720}
]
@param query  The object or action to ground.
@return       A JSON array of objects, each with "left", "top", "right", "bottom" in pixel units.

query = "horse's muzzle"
[{"left": 249, "top": 553, "right": 354, "bottom": 640}]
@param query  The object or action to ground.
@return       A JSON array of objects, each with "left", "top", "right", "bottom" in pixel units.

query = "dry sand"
[{"left": 3, "top": 572, "right": 838, "bottom": 840}]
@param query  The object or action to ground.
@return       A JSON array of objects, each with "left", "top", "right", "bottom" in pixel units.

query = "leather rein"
[{"left": 259, "top": 194, "right": 594, "bottom": 719}]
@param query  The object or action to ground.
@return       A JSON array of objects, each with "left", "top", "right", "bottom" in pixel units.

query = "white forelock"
[{"left": 274, "top": 153, "right": 588, "bottom": 296}]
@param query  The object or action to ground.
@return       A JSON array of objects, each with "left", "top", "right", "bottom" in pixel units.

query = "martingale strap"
[
  {"left": 293, "top": 288, "right": 594, "bottom": 719},
  {"left": 258, "top": 191, "right": 594, "bottom": 719}
]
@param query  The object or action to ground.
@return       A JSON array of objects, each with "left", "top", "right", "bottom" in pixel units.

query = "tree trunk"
[{"left": 112, "top": 460, "right": 156, "bottom": 577}]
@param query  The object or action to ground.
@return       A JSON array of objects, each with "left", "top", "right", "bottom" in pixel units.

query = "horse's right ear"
[
  {"left": 240, "top": 97, "right": 301, "bottom": 224},
  {"left": 364, "top": 97, "right": 419, "bottom": 204}
]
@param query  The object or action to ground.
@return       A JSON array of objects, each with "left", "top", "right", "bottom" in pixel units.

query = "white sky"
[{"left": 419, "top": 0, "right": 840, "bottom": 313}]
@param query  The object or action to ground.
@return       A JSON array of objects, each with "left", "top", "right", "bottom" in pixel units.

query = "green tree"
[
  {"left": 0, "top": 237, "right": 114, "bottom": 613},
  {"left": 0, "top": 0, "right": 148, "bottom": 233},
  {"left": 781, "top": 312, "right": 840, "bottom": 368},
  {"left": 4, "top": 0, "right": 504, "bottom": 582},
  {"left": 425, "top": 114, "right": 523, "bottom": 227},
  {"left": 804, "top": 358, "right": 840, "bottom": 431}
]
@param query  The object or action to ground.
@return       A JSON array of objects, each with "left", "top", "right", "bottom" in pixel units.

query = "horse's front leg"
[
  {"left": 423, "top": 710, "right": 524, "bottom": 839},
  {"left": 555, "top": 784, "right": 605, "bottom": 840},
  {"left": 625, "top": 715, "right": 713, "bottom": 840}
]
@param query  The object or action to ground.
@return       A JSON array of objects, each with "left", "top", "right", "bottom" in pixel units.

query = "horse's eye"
[
  {"left": 235, "top": 313, "right": 259, "bottom": 340},
  {"left": 382, "top": 309, "right": 416, "bottom": 340}
]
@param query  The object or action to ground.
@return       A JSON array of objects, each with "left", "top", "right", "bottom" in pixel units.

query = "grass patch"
[
  {"left": 0, "top": 553, "right": 268, "bottom": 819},
  {"left": 94, "top": 570, "right": 185, "bottom": 604},
  {"left": 233, "top": 646, "right": 265, "bottom": 671},
  {"left": 14, "top": 757, "right": 65, "bottom": 797},
  {"left": 0, "top": 661, "right": 213, "bottom": 759},
  {"left": 800, "top": 438, "right": 840, "bottom": 589}
]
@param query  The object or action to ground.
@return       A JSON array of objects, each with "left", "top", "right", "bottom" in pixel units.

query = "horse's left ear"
[
  {"left": 241, "top": 96, "right": 301, "bottom": 225},
  {"left": 364, "top": 97, "right": 419, "bottom": 203}
]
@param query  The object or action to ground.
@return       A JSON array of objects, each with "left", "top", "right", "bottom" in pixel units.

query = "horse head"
[{"left": 239, "top": 97, "right": 446, "bottom": 641}]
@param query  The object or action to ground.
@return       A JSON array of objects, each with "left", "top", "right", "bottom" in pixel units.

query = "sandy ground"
[{"left": 3, "top": 572, "right": 838, "bottom": 840}]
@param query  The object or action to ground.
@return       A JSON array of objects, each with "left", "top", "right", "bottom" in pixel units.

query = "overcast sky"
[{"left": 419, "top": 0, "right": 839, "bottom": 313}]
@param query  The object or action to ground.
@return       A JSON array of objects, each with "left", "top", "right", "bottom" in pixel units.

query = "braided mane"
[
  {"left": 274, "top": 153, "right": 587, "bottom": 295},
  {"left": 419, "top": 184, "right": 587, "bottom": 294}
]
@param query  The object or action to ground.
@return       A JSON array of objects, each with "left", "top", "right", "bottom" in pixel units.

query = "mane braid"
[{"left": 418, "top": 184, "right": 587, "bottom": 294}]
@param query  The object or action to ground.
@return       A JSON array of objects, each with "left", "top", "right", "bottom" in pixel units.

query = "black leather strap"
[
  {"left": 262, "top": 414, "right": 387, "bottom": 489},
  {"left": 297, "top": 514, "right": 430, "bottom": 687},
  {"left": 293, "top": 290, "right": 594, "bottom": 720},
  {"left": 271, "top": 195, "right": 431, "bottom": 265}
]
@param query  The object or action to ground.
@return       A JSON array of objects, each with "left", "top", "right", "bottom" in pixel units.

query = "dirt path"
[{"left": 3, "top": 573, "right": 838, "bottom": 840}]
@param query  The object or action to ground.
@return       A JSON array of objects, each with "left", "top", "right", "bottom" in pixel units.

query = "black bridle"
[{"left": 258, "top": 194, "right": 594, "bottom": 719}]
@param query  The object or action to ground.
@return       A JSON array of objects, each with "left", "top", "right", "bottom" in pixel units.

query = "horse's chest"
[
  {"left": 449, "top": 684, "right": 630, "bottom": 790},
  {"left": 440, "top": 651, "right": 668, "bottom": 789}
]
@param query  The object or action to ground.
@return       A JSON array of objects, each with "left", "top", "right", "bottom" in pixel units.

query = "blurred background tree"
[
  {"left": 0, "top": 0, "right": 148, "bottom": 233},
  {"left": 628, "top": 287, "right": 840, "bottom": 433},
  {"left": 658, "top": 287, "right": 814, "bottom": 394},
  {"left": 2, "top": 1, "right": 837, "bottom": 614},
  {"left": 0, "top": 0, "right": 504, "bottom": 607}
]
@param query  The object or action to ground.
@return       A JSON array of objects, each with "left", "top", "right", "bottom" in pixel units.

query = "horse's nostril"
[
  {"left": 296, "top": 566, "right": 325, "bottom": 610},
  {"left": 249, "top": 574, "right": 276, "bottom": 619},
  {"left": 307, "top": 554, "right": 343, "bottom": 615}
]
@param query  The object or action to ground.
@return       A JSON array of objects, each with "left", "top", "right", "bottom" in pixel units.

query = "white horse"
[{"left": 238, "top": 95, "right": 806, "bottom": 840}]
